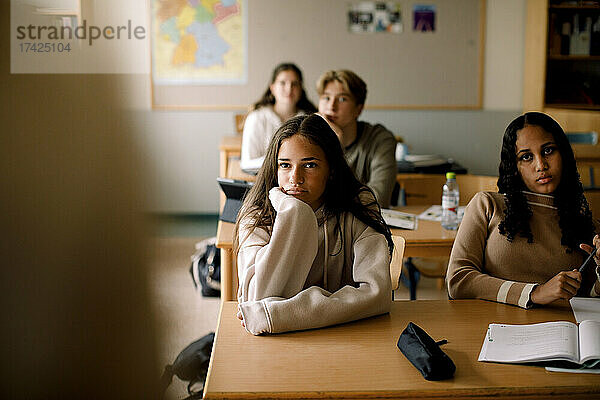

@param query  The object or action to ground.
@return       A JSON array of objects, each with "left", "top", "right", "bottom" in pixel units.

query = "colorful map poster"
[{"left": 152, "top": 0, "right": 246, "bottom": 84}]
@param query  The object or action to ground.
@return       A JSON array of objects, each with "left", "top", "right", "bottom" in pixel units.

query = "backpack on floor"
[
  {"left": 189, "top": 237, "right": 221, "bottom": 297},
  {"left": 159, "top": 332, "right": 215, "bottom": 400}
]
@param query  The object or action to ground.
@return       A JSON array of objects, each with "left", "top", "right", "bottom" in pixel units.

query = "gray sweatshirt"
[
  {"left": 344, "top": 122, "right": 397, "bottom": 208},
  {"left": 237, "top": 188, "right": 392, "bottom": 335}
]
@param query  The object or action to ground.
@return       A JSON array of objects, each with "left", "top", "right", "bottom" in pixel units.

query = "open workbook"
[{"left": 478, "top": 320, "right": 600, "bottom": 368}]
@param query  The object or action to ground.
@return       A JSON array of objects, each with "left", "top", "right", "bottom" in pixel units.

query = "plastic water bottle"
[{"left": 441, "top": 172, "right": 460, "bottom": 230}]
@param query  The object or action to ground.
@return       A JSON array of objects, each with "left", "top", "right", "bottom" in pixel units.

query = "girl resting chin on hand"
[{"left": 234, "top": 114, "right": 394, "bottom": 335}]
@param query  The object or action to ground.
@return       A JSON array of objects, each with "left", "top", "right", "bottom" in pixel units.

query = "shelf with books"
[
  {"left": 547, "top": 6, "right": 599, "bottom": 56},
  {"left": 524, "top": 0, "right": 600, "bottom": 132},
  {"left": 546, "top": 4, "right": 599, "bottom": 110}
]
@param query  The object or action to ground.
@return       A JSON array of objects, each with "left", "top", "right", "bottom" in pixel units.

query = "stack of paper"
[
  {"left": 381, "top": 209, "right": 417, "bottom": 230},
  {"left": 417, "top": 205, "right": 465, "bottom": 222},
  {"left": 570, "top": 297, "right": 600, "bottom": 323},
  {"left": 404, "top": 155, "right": 449, "bottom": 167}
]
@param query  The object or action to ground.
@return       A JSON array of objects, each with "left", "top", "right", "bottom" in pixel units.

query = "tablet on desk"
[{"left": 217, "top": 178, "right": 253, "bottom": 223}]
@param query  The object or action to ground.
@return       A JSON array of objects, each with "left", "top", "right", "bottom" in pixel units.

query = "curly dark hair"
[
  {"left": 497, "top": 112, "right": 595, "bottom": 252},
  {"left": 234, "top": 114, "right": 393, "bottom": 257},
  {"left": 252, "top": 63, "right": 317, "bottom": 113}
]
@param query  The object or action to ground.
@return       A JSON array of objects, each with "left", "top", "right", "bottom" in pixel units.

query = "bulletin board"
[{"left": 151, "top": 0, "right": 485, "bottom": 110}]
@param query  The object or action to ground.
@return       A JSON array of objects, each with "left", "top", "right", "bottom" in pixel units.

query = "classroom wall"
[
  {"left": 127, "top": 0, "right": 526, "bottom": 213},
  {"left": 11, "top": 0, "right": 527, "bottom": 214}
]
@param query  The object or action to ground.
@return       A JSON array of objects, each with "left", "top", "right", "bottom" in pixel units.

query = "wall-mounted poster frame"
[{"left": 151, "top": 0, "right": 485, "bottom": 111}]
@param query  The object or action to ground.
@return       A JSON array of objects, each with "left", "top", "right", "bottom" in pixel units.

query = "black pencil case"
[{"left": 397, "top": 322, "right": 456, "bottom": 381}]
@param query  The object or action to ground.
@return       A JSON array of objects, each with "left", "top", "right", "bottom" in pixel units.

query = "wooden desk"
[
  {"left": 215, "top": 220, "right": 238, "bottom": 302},
  {"left": 390, "top": 205, "right": 456, "bottom": 258},
  {"left": 219, "top": 137, "right": 248, "bottom": 208},
  {"left": 216, "top": 206, "right": 456, "bottom": 301},
  {"left": 204, "top": 300, "right": 599, "bottom": 399}
]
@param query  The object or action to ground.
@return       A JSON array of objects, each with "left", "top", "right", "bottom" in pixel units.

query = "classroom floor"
[{"left": 149, "top": 215, "right": 448, "bottom": 399}]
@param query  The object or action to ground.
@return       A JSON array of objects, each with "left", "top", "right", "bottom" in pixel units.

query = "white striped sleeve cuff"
[
  {"left": 519, "top": 283, "right": 536, "bottom": 309},
  {"left": 496, "top": 281, "right": 536, "bottom": 308},
  {"left": 496, "top": 281, "right": 514, "bottom": 304},
  {"left": 591, "top": 267, "right": 600, "bottom": 297}
]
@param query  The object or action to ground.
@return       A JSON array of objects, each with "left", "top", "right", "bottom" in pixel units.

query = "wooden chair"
[
  {"left": 396, "top": 173, "right": 498, "bottom": 207},
  {"left": 455, "top": 174, "right": 498, "bottom": 205},
  {"left": 235, "top": 113, "right": 246, "bottom": 135},
  {"left": 397, "top": 174, "right": 498, "bottom": 299},
  {"left": 390, "top": 235, "right": 406, "bottom": 300},
  {"left": 396, "top": 174, "right": 445, "bottom": 206}
]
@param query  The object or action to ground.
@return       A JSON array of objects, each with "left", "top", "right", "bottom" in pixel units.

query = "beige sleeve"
[
  {"left": 239, "top": 220, "right": 391, "bottom": 335},
  {"left": 446, "top": 192, "right": 536, "bottom": 309},
  {"left": 237, "top": 191, "right": 319, "bottom": 305}
]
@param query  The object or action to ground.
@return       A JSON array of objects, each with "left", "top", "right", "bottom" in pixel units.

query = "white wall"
[
  {"left": 123, "top": 0, "right": 527, "bottom": 213},
  {"left": 484, "top": 0, "right": 526, "bottom": 110}
]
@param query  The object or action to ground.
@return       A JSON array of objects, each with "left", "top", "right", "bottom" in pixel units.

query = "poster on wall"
[
  {"left": 151, "top": 0, "right": 247, "bottom": 85},
  {"left": 348, "top": 2, "right": 402, "bottom": 34},
  {"left": 413, "top": 5, "right": 436, "bottom": 32}
]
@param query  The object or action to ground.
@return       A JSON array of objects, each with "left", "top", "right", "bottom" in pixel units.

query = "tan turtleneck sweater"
[{"left": 447, "top": 191, "right": 600, "bottom": 308}]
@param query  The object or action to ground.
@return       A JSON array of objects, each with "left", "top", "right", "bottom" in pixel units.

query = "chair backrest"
[
  {"left": 235, "top": 113, "right": 246, "bottom": 134},
  {"left": 396, "top": 174, "right": 498, "bottom": 206},
  {"left": 396, "top": 174, "right": 445, "bottom": 206},
  {"left": 455, "top": 174, "right": 498, "bottom": 205},
  {"left": 390, "top": 235, "right": 406, "bottom": 290}
]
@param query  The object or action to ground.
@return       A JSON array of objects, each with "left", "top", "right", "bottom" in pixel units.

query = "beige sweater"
[
  {"left": 447, "top": 191, "right": 600, "bottom": 308},
  {"left": 237, "top": 188, "right": 391, "bottom": 335}
]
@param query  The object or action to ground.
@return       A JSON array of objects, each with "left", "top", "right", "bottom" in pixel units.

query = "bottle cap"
[{"left": 446, "top": 172, "right": 456, "bottom": 179}]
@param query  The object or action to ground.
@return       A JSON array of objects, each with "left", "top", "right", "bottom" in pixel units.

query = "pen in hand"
[{"left": 579, "top": 247, "right": 596, "bottom": 273}]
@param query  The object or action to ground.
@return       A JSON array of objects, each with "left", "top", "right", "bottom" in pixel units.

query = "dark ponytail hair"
[{"left": 252, "top": 63, "right": 317, "bottom": 112}]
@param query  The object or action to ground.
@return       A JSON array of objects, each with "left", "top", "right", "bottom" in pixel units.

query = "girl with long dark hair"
[
  {"left": 240, "top": 63, "right": 316, "bottom": 172},
  {"left": 447, "top": 112, "right": 599, "bottom": 308},
  {"left": 235, "top": 114, "right": 394, "bottom": 335}
]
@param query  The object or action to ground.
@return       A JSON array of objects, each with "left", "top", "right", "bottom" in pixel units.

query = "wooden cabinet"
[{"left": 524, "top": 0, "right": 600, "bottom": 132}]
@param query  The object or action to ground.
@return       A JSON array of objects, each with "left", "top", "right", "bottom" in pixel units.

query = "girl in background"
[
  {"left": 235, "top": 114, "right": 393, "bottom": 335},
  {"left": 240, "top": 63, "right": 317, "bottom": 172},
  {"left": 447, "top": 112, "right": 600, "bottom": 307}
]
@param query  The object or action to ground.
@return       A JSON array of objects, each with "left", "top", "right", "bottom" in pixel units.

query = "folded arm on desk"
[{"left": 237, "top": 188, "right": 391, "bottom": 334}]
